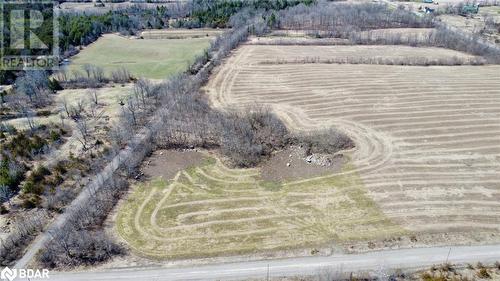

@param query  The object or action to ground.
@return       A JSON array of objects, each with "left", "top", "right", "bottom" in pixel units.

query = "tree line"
[
  {"left": 183, "top": 0, "right": 315, "bottom": 28},
  {"left": 277, "top": 2, "right": 434, "bottom": 36},
  {"left": 274, "top": 1, "right": 500, "bottom": 63},
  {"left": 0, "top": 0, "right": 314, "bottom": 84},
  {"left": 104, "top": 5, "right": 353, "bottom": 167},
  {"left": 1, "top": 0, "right": 337, "bottom": 268}
]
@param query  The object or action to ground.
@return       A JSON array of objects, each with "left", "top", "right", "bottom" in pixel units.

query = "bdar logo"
[
  {"left": 1, "top": 267, "right": 49, "bottom": 280},
  {"left": 0, "top": 267, "right": 16, "bottom": 281}
]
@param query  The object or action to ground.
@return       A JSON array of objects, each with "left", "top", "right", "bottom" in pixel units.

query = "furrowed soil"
[
  {"left": 204, "top": 43, "right": 500, "bottom": 243},
  {"left": 112, "top": 42, "right": 500, "bottom": 264}
]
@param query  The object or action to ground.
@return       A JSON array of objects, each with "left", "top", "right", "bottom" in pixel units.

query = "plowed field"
[{"left": 205, "top": 44, "right": 500, "bottom": 236}]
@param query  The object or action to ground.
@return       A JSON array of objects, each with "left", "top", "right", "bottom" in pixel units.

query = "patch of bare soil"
[
  {"left": 141, "top": 149, "right": 206, "bottom": 180},
  {"left": 260, "top": 147, "right": 345, "bottom": 182},
  {"left": 344, "top": 231, "right": 500, "bottom": 255}
]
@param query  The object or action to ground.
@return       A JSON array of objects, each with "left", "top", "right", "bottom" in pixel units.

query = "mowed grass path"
[
  {"left": 116, "top": 157, "right": 404, "bottom": 260},
  {"left": 68, "top": 34, "right": 211, "bottom": 79}
]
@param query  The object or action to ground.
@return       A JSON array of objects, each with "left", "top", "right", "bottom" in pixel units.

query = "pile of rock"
[{"left": 305, "top": 153, "right": 341, "bottom": 167}]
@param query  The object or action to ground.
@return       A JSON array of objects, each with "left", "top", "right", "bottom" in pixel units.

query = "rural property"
[{"left": 1, "top": 1, "right": 500, "bottom": 280}]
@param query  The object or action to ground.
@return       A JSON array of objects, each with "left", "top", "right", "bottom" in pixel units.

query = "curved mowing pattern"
[
  {"left": 116, "top": 159, "right": 403, "bottom": 259},
  {"left": 205, "top": 45, "right": 500, "bottom": 236}
]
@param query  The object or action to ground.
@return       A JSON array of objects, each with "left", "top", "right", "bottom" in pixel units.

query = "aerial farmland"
[
  {"left": 111, "top": 2, "right": 500, "bottom": 267},
  {"left": 206, "top": 43, "right": 500, "bottom": 245},
  {"left": 2, "top": 1, "right": 500, "bottom": 280}
]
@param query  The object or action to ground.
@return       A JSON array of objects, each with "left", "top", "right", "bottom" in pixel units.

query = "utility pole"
[
  {"left": 267, "top": 264, "right": 270, "bottom": 281},
  {"left": 445, "top": 248, "right": 452, "bottom": 264}
]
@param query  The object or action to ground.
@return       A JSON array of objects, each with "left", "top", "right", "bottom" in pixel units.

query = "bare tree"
[
  {"left": 90, "top": 66, "right": 105, "bottom": 83},
  {"left": 88, "top": 99, "right": 105, "bottom": 120},
  {"left": 133, "top": 79, "right": 150, "bottom": 108},
  {"left": 75, "top": 99, "right": 86, "bottom": 117},
  {"left": 123, "top": 97, "right": 138, "bottom": 126},
  {"left": 74, "top": 117, "right": 91, "bottom": 150},
  {"left": 83, "top": 64, "right": 92, "bottom": 80},
  {"left": 15, "top": 70, "right": 50, "bottom": 106},
  {"left": 61, "top": 98, "right": 71, "bottom": 118},
  {"left": 20, "top": 107, "right": 37, "bottom": 132},
  {"left": 55, "top": 69, "right": 68, "bottom": 82},
  {"left": 110, "top": 67, "right": 131, "bottom": 83},
  {"left": 37, "top": 178, "right": 126, "bottom": 268},
  {"left": 89, "top": 88, "right": 98, "bottom": 105},
  {"left": 0, "top": 210, "right": 48, "bottom": 266}
]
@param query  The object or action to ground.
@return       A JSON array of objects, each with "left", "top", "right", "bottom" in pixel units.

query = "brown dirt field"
[
  {"left": 142, "top": 149, "right": 206, "bottom": 180},
  {"left": 204, "top": 43, "right": 500, "bottom": 243},
  {"left": 260, "top": 147, "right": 345, "bottom": 182},
  {"left": 249, "top": 28, "right": 435, "bottom": 45},
  {"left": 228, "top": 44, "right": 476, "bottom": 65}
]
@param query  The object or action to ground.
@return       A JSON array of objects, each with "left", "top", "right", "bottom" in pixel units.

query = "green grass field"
[
  {"left": 115, "top": 156, "right": 405, "bottom": 260},
  {"left": 68, "top": 34, "right": 211, "bottom": 79}
]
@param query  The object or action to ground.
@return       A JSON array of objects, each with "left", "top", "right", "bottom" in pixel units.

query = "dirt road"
[{"left": 20, "top": 244, "right": 500, "bottom": 281}]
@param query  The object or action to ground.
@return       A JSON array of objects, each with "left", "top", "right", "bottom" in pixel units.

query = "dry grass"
[
  {"left": 5, "top": 85, "right": 133, "bottom": 130},
  {"left": 5, "top": 85, "right": 133, "bottom": 163},
  {"left": 57, "top": 84, "right": 133, "bottom": 119},
  {"left": 226, "top": 44, "right": 476, "bottom": 65},
  {"left": 140, "top": 28, "right": 224, "bottom": 39},
  {"left": 115, "top": 156, "right": 403, "bottom": 259},
  {"left": 204, "top": 43, "right": 500, "bottom": 239}
]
